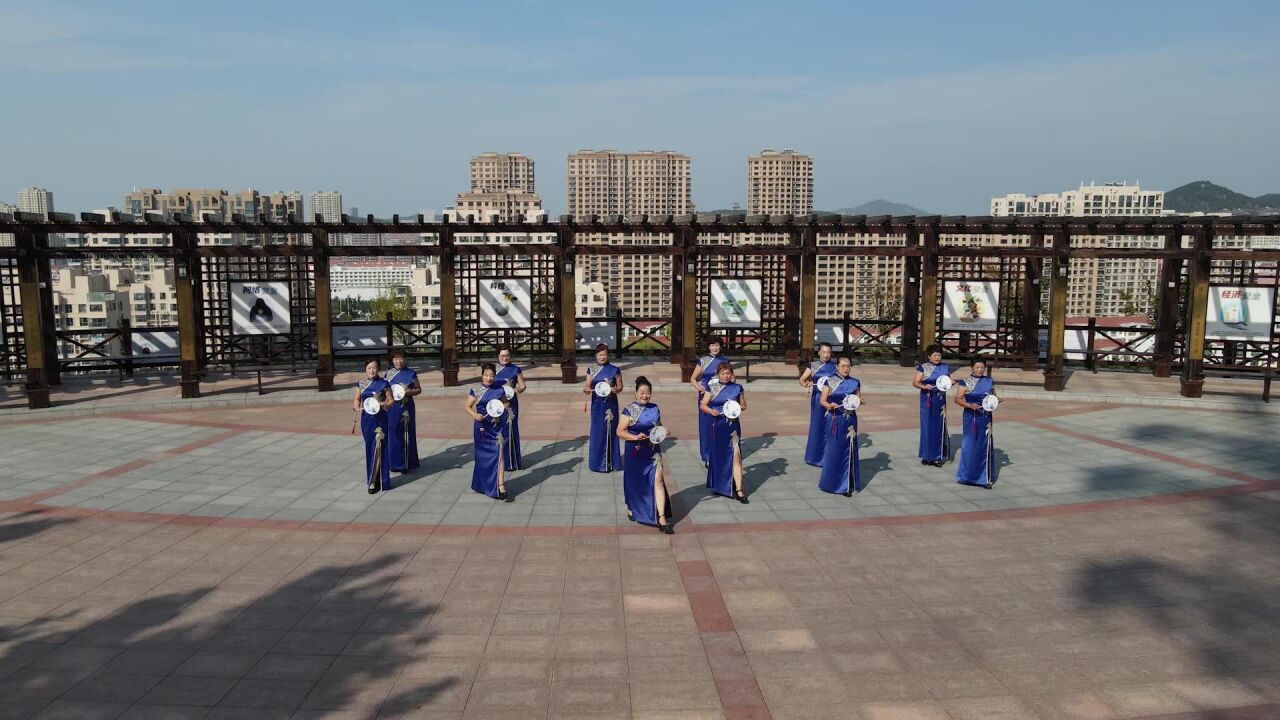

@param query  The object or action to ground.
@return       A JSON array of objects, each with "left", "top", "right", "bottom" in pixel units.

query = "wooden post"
[
  {"left": 669, "top": 235, "right": 685, "bottom": 365},
  {"left": 33, "top": 231, "right": 60, "bottom": 387},
  {"left": 120, "top": 319, "right": 134, "bottom": 378},
  {"left": 559, "top": 228, "right": 578, "bottom": 383},
  {"left": 799, "top": 226, "right": 818, "bottom": 363},
  {"left": 1043, "top": 227, "right": 1069, "bottom": 391},
  {"left": 899, "top": 224, "right": 921, "bottom": 366},
  {"left": 1181, "top": 224, "right": 1211, "bottom": 398},
  {"left": 1020, "top": 229, "right": 1043, "bottom": 371},
  {"left": 172, "top": 229, "right": 202, "bottom": 399},
  {"left": 1152, "top": 227, "right": 1182, "bottom": 378},
  {"left": 783, "top": 229, "right": 803, "bottom": 363},
  {"left": 680, "top": 227, "right": 698, "bottom": 382},
  {"left": 439, "top": 227, "right": 459, "bottom": 386},
  {"left": 312, "top": 229, "right": 336, "bottom": 391},
  {"left": 16, "top": 229, "right": 51, "bottom": 409},
  {"left": 919, "top": 224, "right": 940, "bottom": 350}
]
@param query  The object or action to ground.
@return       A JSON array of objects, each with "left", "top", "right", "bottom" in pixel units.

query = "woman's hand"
[
  {"left": 921, "top": 384, "right": 934, "bottom": 391},
  {"left": 473, "top": 412, "right": 485, "bottom": 422}
]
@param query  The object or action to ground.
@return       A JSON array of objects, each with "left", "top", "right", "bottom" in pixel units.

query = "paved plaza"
[{"left": 1, "top": 363, "right": 1279, "bottom": 719}]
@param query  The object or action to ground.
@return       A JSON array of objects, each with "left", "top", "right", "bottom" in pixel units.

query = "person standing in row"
[
  {"left": 913, "top": 344, "right": 952, "bottom": 467},
  {"left": 494, "top": 346, "right": 526, "bottom": 471},
  {"left": 818, "top": 355, "right": 862, "bottom": 497},
  {"left": 384, "top": 350, "right": 421, "bottom": 474},
  {"left": 689, "top": 338, "right": 730, "bottom": 467},
  {"left": 617, "top": 376, "right": 673, "bottom": 534},
  {"left": 799, "top": 342, "right": 837, "bottom": 467},
  {"left": 354, "top": 358, "right": 393, "bottom": 494},
  {"left": 584, "top": 344, "right": 622, "bottom": 473},
  {"left": 955, "top": 359, "right": 998, "bottom": 488},
  {"left": 466, "top": 363, "right": 512, "bottom": 501},
  {"left": 700, "top": 362, "right": 749, "bottom": 503}
]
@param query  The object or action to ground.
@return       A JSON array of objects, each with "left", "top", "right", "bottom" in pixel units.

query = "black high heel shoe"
[
  {"left": 734, "top": 490, "right": 749, "bottom": 504},
  {"left": 657, "top": 516, "right": 674, "bottom": 534},
  {"left": 368, "top": 483, "right": 379, "bottom": 495},
  {"left": 497, "top": 486, "right": 510, "bottom": 502}
]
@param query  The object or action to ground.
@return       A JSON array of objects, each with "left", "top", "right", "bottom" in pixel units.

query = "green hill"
[{"left": 1165, "top": 181, "right": 1280, "bottom": 213}]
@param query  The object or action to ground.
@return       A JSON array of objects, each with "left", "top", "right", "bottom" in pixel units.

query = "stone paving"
[{"left": 1, "top": 374, "right": 1279, "bottom": 719}]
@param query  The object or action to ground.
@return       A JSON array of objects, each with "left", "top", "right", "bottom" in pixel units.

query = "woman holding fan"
[
  {"left": 954, "top": 359, "right": 998, "bottom": 488},
  {"left": 819, "top": 355, "right": 863, "bottom": 497},
  {"left": 354, "top": 358, "right": 393, "bottom": 494},
  {"left": 913, "top": 344, "right": 952, "bottom": 467},
  {"left": 466, "top": 363, "right": 512, "bottom": 501},
  {"left": 799, "top": 342, "right": 838, "bottom": 467},
  {"left": 617, "top": 376, "right": 673, "bottom": 533},
  {"left": 384, "top": 350, "right": 421, "bottom": 474},
  {"left": 584, "top": 344, "right": 623, "bottom": 473},
  {"left": 494, "top": 346, "right": 526, "bottom": 471},
  {"left": 700, "top": 362, "right": 748, "bottom": 503},
  {"left": 689, "top": 338, "right": 730, "bottom": 467}
]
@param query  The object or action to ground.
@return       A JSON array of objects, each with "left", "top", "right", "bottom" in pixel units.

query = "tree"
[{"left": 370, "top": 284, "right": 413, "bottom": 322}]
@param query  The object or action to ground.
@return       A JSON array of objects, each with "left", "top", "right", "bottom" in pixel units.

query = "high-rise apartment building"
[
  {"left": 471, "top": 153, "right": 535, "bottom": 194},
  {"left": 19, "top": 187, "right": 54, "bottom": 218},
  {"left": 307, "top": 191, "right": 344, "bottom": 222},
  {"left": 121, "top": 188, "right": 303, "bottom": 245},
  {"left": 568, "top": 150, "right": 690, "bottom": 318},
  {"left": 992, "top": 183, "right": 1165, "bottom": 317},
  {"left": 0, "top": 202, "right": 15, "bottom": 247},
  {"left": 747, "top": 149, "right": 813, "bottom": 215}
]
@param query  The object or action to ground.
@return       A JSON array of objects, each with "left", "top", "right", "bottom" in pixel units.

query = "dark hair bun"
[{"left": 635, "top": 375, "right": 652, "bottom": 390}]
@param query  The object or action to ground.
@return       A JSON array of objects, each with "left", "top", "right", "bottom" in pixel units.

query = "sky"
[{"left": 2, "top": 0, "right": 1278, "bottom": 216}]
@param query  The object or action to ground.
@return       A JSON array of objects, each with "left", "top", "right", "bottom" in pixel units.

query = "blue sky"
[{"left": 2, "top": 0, "right": 1278, "bottom": 215}]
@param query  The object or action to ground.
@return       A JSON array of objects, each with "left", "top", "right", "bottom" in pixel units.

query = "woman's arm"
[
  {"left": 353, "top": 387, "right": 361, "bottom": 412},
  {"left": 616, "top": 414, "right": 646, "bottom": 441},
  {"left": 738, "top": 390, "right": 747, "bottom": 412},
  {"left": 911, "top": 370, "right": 931, "bottom": 391},
  {"left": 380, "top": 389, "right": 394, "bottom": 410},
  {"left": 465, "top": 394, "right": 483, "bottom": 422},
  {"left": 409, "top": 376, "right": 422, "bottom": 397},
  {"left": 689, "top": 362, "right": 704, "bottom": 393},
  {"left": 515, "top": 371, "right": 527, "bottom": 394},
  {"left": 798, "top": 366, "right": 814, "bottom": 388},
  {"left": 699, "top": 390, "right": 719, "bottom": 417},
  {"left": 611, "top": 373, "right": 623, "bottom": 394},
  {"left": 954, "top": 386, "right": 977, "bottom": 410},
  {"left": 820, "top": 385, "right": 838, "bottom": 411}
]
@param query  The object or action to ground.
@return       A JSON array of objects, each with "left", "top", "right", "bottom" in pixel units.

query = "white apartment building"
[
  {"left": 748, "top": 149, "right": 813, "bottom": 216},
  {"left": 471, "top": 153, "right": 535, "bottom": 194},
  {"left": 0, "top": 202, "right": 15, "bottom": 247},
  {"left": 567, "top": 150, "right": 689, "bottom": 319},
  {"left": 19, "top": 187, "right": 54, "bottom": 217},
  {"left": 308, "top": 191, "right": 343, "bottom": 222},
  {"left": 992, "top": 183, "right": 1165, "bottom": 317},
  {"left": 447, "top": 190, "right": 546, "bottom": 225}
]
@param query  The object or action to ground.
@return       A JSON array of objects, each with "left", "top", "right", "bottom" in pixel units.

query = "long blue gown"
[
  {"left": 587, "top": 362, "right": 622, "bottom": 473},
  {"left": 358, "top": 378, "right": 392, "bottom": 492},
  {"left": 622, "top": 401, "right": 669, "bottom": 527},
  {"left": 694, "top": 354, "right": 730, "bottom": 465},
  {"left": 495, "top": 362, "right": 524, "bottom": 471},
  {"left": 704, "top": 382, "right": 744, "bottom": 498},
  {"left": 917, "top": 362, "right": 952, "bottom": 464},
  {"left": 819, "top": 376, "right": 862, "bottom": 495},
  {"left": 956, "top": 375, "right": 997, "bottom": 488},
  {"left": 384, "top": 367, "right": 419, "bottom": 472},
  {"left": 803, "top": 359, "right": 838, "bottom": 467},
  {"left": 470, "top": 382, "right": 509, "bottom": 498}
]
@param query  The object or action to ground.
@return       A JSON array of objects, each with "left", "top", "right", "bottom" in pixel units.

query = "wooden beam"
[
  {"left": 1020, "top": 228, "right": 1045, "bottom": 371},
  {"left": 1181, "top": 226, "right": 1211, "bottom": 398},
  {"left": 899, "top": 225, "right": 921, "bottom": 367},
  {"left": 1152, "top": 227, "right": 1183, "bottom": 378},
  {"left": 799, "top": 226, "right": 818, "bottom": 363},
  {"left": 680, "top": 227, "right": 698, "bottom": 382},
  {"left": 16, "top": 230, "right": 50, "bottom": 408},
  {"left": 312, "top": 229, "right": 335, "bottom": 392},
  {"left": 1043, "top": 228, "right": 1069, "bottom": 391},
  {"left": 438, "top": 227, "right": 459, "bottom": 386},
  {"left": 172, "top": 229, "right": 202, "bottom": 399},
  {"left": 919, "top": 225, "right": 940, "bottom": 350},
  {"left": 558, "top": 228, "right": 578, "bottom": 383}
]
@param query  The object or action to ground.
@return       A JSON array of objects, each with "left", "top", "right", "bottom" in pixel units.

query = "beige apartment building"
[
  {"left": 567, "top": 150, "right": 690, "bottom": 319},
  {"left": 448, "top": 190, "right": 545, "bottom": 224},
  {"left": 748, "top": 149, "right": 813, "bottom": 215},
  {"left": 122, "top": 188, "right": 305, "bottom": 245},
  {"left": 19, "top": 187, "right": 54, "bottom": 217},
  {"left": 470, "top": 153, "right": 535, "bottom": 194},
  {"left": 0, "top": 202, "right": 15, "bottom": 247}
]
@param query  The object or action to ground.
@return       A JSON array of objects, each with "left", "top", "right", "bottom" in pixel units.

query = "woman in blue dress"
[
  {"left": 494, "top": 346, "right": 526, "bottom": 471},
  {"left": 689, "top": 338, "right": 729, "bottom": 467},
  {"left": 583, "top": 344, "right": 622, "bottom": 473},
  {"left": 353, "top": 358, "right": 393, "bottom": 494},
  {"left": 616, "top": 376, "right": 673, "bottom": 534},
  {"left": 384, "top": 350, "right": 421, "bottom": 473},
  {"left": 465, "top": 362, "right": 512, "bottom": 501},
  {"left": 799, "top": 342, "right": 838, "bottom": 467},
  {"left": 913, "top": 344, "right": 952, "bottom": 467},
  {"left": 699, "top": 362, "right": 749, "bottom": 503},
  {"left": 819, "top": 355, "right": 863, "bottom": 497},
  {"left": 954, "top": 359, "right": 998, "bottom": 488}
]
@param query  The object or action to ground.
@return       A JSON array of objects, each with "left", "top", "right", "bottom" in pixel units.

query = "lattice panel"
[
  {"left": 693, "top": 252, "right": 788, "bottom": 354},
  {"left": 199, "top": 256, "right": 317, "bottom": 367},
  {"left": 935, "top": 254, "right": 1031, "bottom": 363},
  {"left": 455, "top": 253, "right": 558, "bottom": 356},
  {"left": 0, "top": 258, "right": 23, "bottom": 384}
]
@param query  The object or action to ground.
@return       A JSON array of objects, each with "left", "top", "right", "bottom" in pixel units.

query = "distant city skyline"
[{"left": 3, "top": 1, "right": 1276, "bottom": 215}]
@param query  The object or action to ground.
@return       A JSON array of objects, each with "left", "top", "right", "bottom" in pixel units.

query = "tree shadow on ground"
[
  {"left": 1073, "top": 440, "right": 1280, "bottom": 700},
  {"left": 0, "top": 526, "right": 461, "bottom": 717},
  {"left": 518, "top": 437, "right": 587, "bottom": 468},
  {"left": 508, "top": 457, "right": 583, "bottom": 500},
  {"left": 390, "top": 442, "right": 473, "bottom": 489},
  {"left": 0, "top": 512, "right": 74, "bottom": 545},
  {"left": 741, "top": 432, "right": 777, "bottom": 459},
  {"left": 743, "top": 456, "right": 787, "bottom": 495},
  {"left": 859, "top": 451, "right": 892, "bottom": 492}
]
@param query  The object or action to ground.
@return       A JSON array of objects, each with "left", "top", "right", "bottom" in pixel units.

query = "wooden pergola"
[{"left": 3, "top": 210, "right": 1279, "bottom": 409}]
